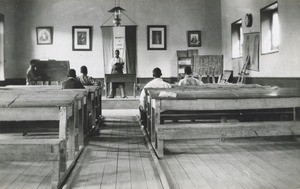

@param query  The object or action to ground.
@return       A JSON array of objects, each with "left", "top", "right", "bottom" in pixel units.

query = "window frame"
[
  {"left": 260, "top": 2, "right": 279, "bottom": 55},
  {"left": 231, "top": 19, "right": 243, "bottom": 59}
]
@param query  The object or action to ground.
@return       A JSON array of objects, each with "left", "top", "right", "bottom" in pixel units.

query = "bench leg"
[
  {"left": 51, "top": 140, "right": 66, "bottom": 189},
  {"left": 78, "top": 107, "right": 84, "bottom": 147},
  {"left": 68, "top": 115, "right": 75, "bottom": 161},
  {"left": 221, "top": 116, "right": 227, "bottom": 123},
  {"left": 157, "top": 139, "right": 164, "bottom": 158},
  {"left": 51, "top": 160, "right": 60, "bottom": 189}
]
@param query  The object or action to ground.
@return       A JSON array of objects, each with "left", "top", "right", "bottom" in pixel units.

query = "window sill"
[
  {"left": 232, "top": 56, "right": 242, "bottom": 60},
  {"left": 262, "top": 49, "right": 279, "bottom": 55}
]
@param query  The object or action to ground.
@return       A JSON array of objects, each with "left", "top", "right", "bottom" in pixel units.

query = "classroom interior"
[{"left": 0, "top": 0, "right": 300, "bottom": 189}]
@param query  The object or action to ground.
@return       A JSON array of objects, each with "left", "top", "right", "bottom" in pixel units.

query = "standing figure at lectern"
[{"left": 108, "top": 49, "right": 127, "bottom": 98}]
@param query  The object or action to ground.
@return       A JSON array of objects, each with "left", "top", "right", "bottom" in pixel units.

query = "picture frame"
[
  {"left": 36, "top": 27, "right": 53, "bottom": 45},
  {"left": 147, "top": 25, "right": 167, "bottom": 50},
  {"left": 187, "top": 30, "right": 201, "bottom": 47},
  {"left": 72, "top": 26, "right": 92, "bottom": 51}
]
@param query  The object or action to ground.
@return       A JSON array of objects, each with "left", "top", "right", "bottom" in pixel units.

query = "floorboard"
[
  {"left": 70, "top": 116, "right": 163, "bottom": 189},
  {"left": 160, "top": 137, "right": 300, "bottom": 189},
  {"left": 0, "top": 160, "right": 51, "bottom": 189}
]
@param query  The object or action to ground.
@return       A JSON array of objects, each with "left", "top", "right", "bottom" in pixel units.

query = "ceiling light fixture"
[{"left": 108, "top": 1, "right": 125, "bottom": 27}]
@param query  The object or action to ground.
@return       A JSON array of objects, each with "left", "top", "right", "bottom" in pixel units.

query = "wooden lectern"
[{"left": 105, "top": 74, "right": 137, "bottom": 98}]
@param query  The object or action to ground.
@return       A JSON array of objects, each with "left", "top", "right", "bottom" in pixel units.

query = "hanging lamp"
[{"left": 108, "top": 1, "right": 125, "bottom": 27}]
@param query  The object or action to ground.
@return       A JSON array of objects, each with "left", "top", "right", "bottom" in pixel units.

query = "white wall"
[
  {"left": 0, "top": 0, "right": 17, "bottom": 79},
  {"left": 2, "top": 0, "right": 222, "bottom": 79},
  {"left": 221, "top": 0, "right": 300, "bottom": 77}
]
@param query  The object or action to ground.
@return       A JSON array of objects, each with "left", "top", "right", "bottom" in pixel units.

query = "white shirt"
[
  {"left": 178, "top": 75, "right": 203, "bottom": 86},
  {"left": 110, "top": 57, "right": 126, "bottom": 74},
  {"left": 139, "top": 78, "right": 172, "bottom": 110}
]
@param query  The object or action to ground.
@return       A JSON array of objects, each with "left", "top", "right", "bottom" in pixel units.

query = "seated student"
[
  {"left": 62, "top": 69, "right": 84, "bottom": 89},
  {"left": 139, "top": 67, "right": 171, "bottom": 129},
  {"left": 26, "top": 59, "right": 42, "bottom": 85},
  {"left": 178, "top": 66, "right": 203, "bottom": 86},
  {"left": 77, "top": 65, "right": 101, "bottom": 86}
]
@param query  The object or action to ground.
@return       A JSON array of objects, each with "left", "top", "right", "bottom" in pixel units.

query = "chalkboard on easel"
[
  {"left": 193, "top": 55, "right": 223, "bottom": 76},
  {"left": 34, "top": 60, "right": 70, "bottom": 82}
]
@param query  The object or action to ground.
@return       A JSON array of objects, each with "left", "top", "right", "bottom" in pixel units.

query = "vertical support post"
[
  {"left": 146, "top": 95, "right": 151, "bottom": 134},
  {"left": 157, "top": 139, "right": 164, "bottom": 158},
  {"left": 74, "top": 100, "right": 80, "bottom": 151},
  {"left": 78, "top": 98, "right": 85, "bottom": 147},
  {"left": 293, "top": 107, "right": 296, "bottom": 121},
  {"left": 67, "top": 103, "right": 75, "bottom": 161},
  {"left": 154, "top": 100, "right": 161, "bottom": 149},
  {"left": 91, "top": 92, "right": 96, "bottom": 128},
  {"left": 59, "top": 107, "right": 67, "bottom": 140}
]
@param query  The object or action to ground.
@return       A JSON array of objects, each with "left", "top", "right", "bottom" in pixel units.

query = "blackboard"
[
  {"left": 193, "top": 55, "right": 223, "bottom": 76},
  {"left": 34, "top": 60, "right": 70, "bottom": 82}
]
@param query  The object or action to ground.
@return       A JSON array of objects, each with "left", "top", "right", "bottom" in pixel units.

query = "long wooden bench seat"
[
  {"left": 147, "top": 87, "right": 300, "bottom": 158},
  {"left": 155, "top": 121, "right": 300, "bottom": 157},
  {"left": 0, "top": 139, "right": 66, "bottom": 188},
  {"left": 160, "top": 108, "right": 294, "bottom": 123}
]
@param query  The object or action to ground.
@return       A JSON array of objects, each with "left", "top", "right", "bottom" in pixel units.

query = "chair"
[{"left": 218, "top": 70, "right": 233, "bottom": 83}]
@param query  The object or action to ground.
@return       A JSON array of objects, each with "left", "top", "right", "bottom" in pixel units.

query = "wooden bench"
[
  {"left": 0, "top": 139, "right": 66, "bottom": 189},
  {"left": 147, "top": 87, "right": 300, "bottom": 158},
  {"left": 0, "top": 87, "right": 86, "bottom": 187},
  {"left": 144, "top": 84, "right": 268, "bottom": 136},
  {"left": 156, "top": 121, "right": 300, "bottom": 156}
]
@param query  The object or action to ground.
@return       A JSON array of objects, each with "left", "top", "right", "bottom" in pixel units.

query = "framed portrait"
[
  {"left": 72, "top": 26, "right": 92, "bottom": 51},
  {"left": 147, "top": 25, "right": 167, "bottom": 50},
  {"left": 36, "top": 27, "right": 53, "bottom": 45},
  {"left": 187, "top": 30, "right": 201, "bottom": 47}
]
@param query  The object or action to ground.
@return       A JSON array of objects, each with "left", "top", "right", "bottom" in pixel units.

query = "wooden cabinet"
[{"left": 177, "top": 49, "right": 198, "bottom": 80}]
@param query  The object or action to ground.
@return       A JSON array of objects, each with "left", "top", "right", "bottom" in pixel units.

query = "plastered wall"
[
  {"left": 2, "top": 0, "right": 222, "bottom": 79},
  {"left": 221, "top": 0, "right": 300, "bottom": 77}
]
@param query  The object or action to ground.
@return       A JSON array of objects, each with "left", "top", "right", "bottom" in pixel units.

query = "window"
[
  {"left": 261, "top": 2, "right": 279, "bottom": 54},
  {"left": 231, "top": 19, "right": 243, "bottom": 58}
]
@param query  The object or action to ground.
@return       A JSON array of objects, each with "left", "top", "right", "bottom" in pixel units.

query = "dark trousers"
[
  {"left": 139, "top": 106, "right": 147, "bottom": 130},
  {"left": 109, "top": 82, "right": 125, "bottom": 97}
]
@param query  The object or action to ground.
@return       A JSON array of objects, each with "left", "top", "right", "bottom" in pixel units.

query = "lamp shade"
[{"left": 108, "top": 6, "right": 125, "bottom": 13}]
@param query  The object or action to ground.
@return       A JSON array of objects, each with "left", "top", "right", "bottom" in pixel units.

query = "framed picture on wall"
[
  {"left": 72, "top": 26, "right": 92, "bottom": 51},
  {"left": 187, "top": 30, "right": 201, "bottom": 47},
  {"left": 147, "top": 25, "right": 167, "bottom": 50},
  {"left": 36, "top": 27, "right": 53, "bottom": 45}
]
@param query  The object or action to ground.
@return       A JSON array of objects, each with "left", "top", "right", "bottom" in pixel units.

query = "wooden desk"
[
  {"left": 0, "top": 90, "right": 77, "bottom": 187},
  {"left": 3, "top": 85, "right": 102, "bottom": 134},
  {"left": 0, "top": 85, "right": 103, "bottom": 188},
  {"left": 147, "top": 86, "right": 300, "bottom": 158},
  {"left": 145, "top": 84, "right": 266, "bottom": 136},
  {"left": 105, "top": 74, "right": 136, "bottom": 98}
]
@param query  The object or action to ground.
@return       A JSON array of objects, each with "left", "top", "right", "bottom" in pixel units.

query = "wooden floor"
[
  {"left": 2, "top": 109, "right": 299, "bottom": 189},
  {"left": 0, "top": 160, "right": 52, "bottom": 189},
  {"left": 160, "top": 137, "right": 300, "bottom": 189},
  {"left": 70, "top": 115, "right": 164, "bottom": 189}
]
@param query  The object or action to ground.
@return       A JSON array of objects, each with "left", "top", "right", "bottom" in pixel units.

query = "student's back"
[
  {"left": 62, "top": 69, "right": 84, "bottom": 89},
  {"left": 178, "top": 66, "right": 203, "bottom": 86},
  {"left": 77, "top": 65, "right": 100, "bottom": 86}
]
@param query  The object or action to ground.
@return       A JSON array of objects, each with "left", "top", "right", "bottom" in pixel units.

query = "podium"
[{"left": 105, "top": 74, "right": 137, "bottom": 98}]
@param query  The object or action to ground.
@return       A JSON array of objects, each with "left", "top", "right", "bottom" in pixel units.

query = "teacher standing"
[{"left": 108, "top": 50, "right": 126, "bottom": 98}]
